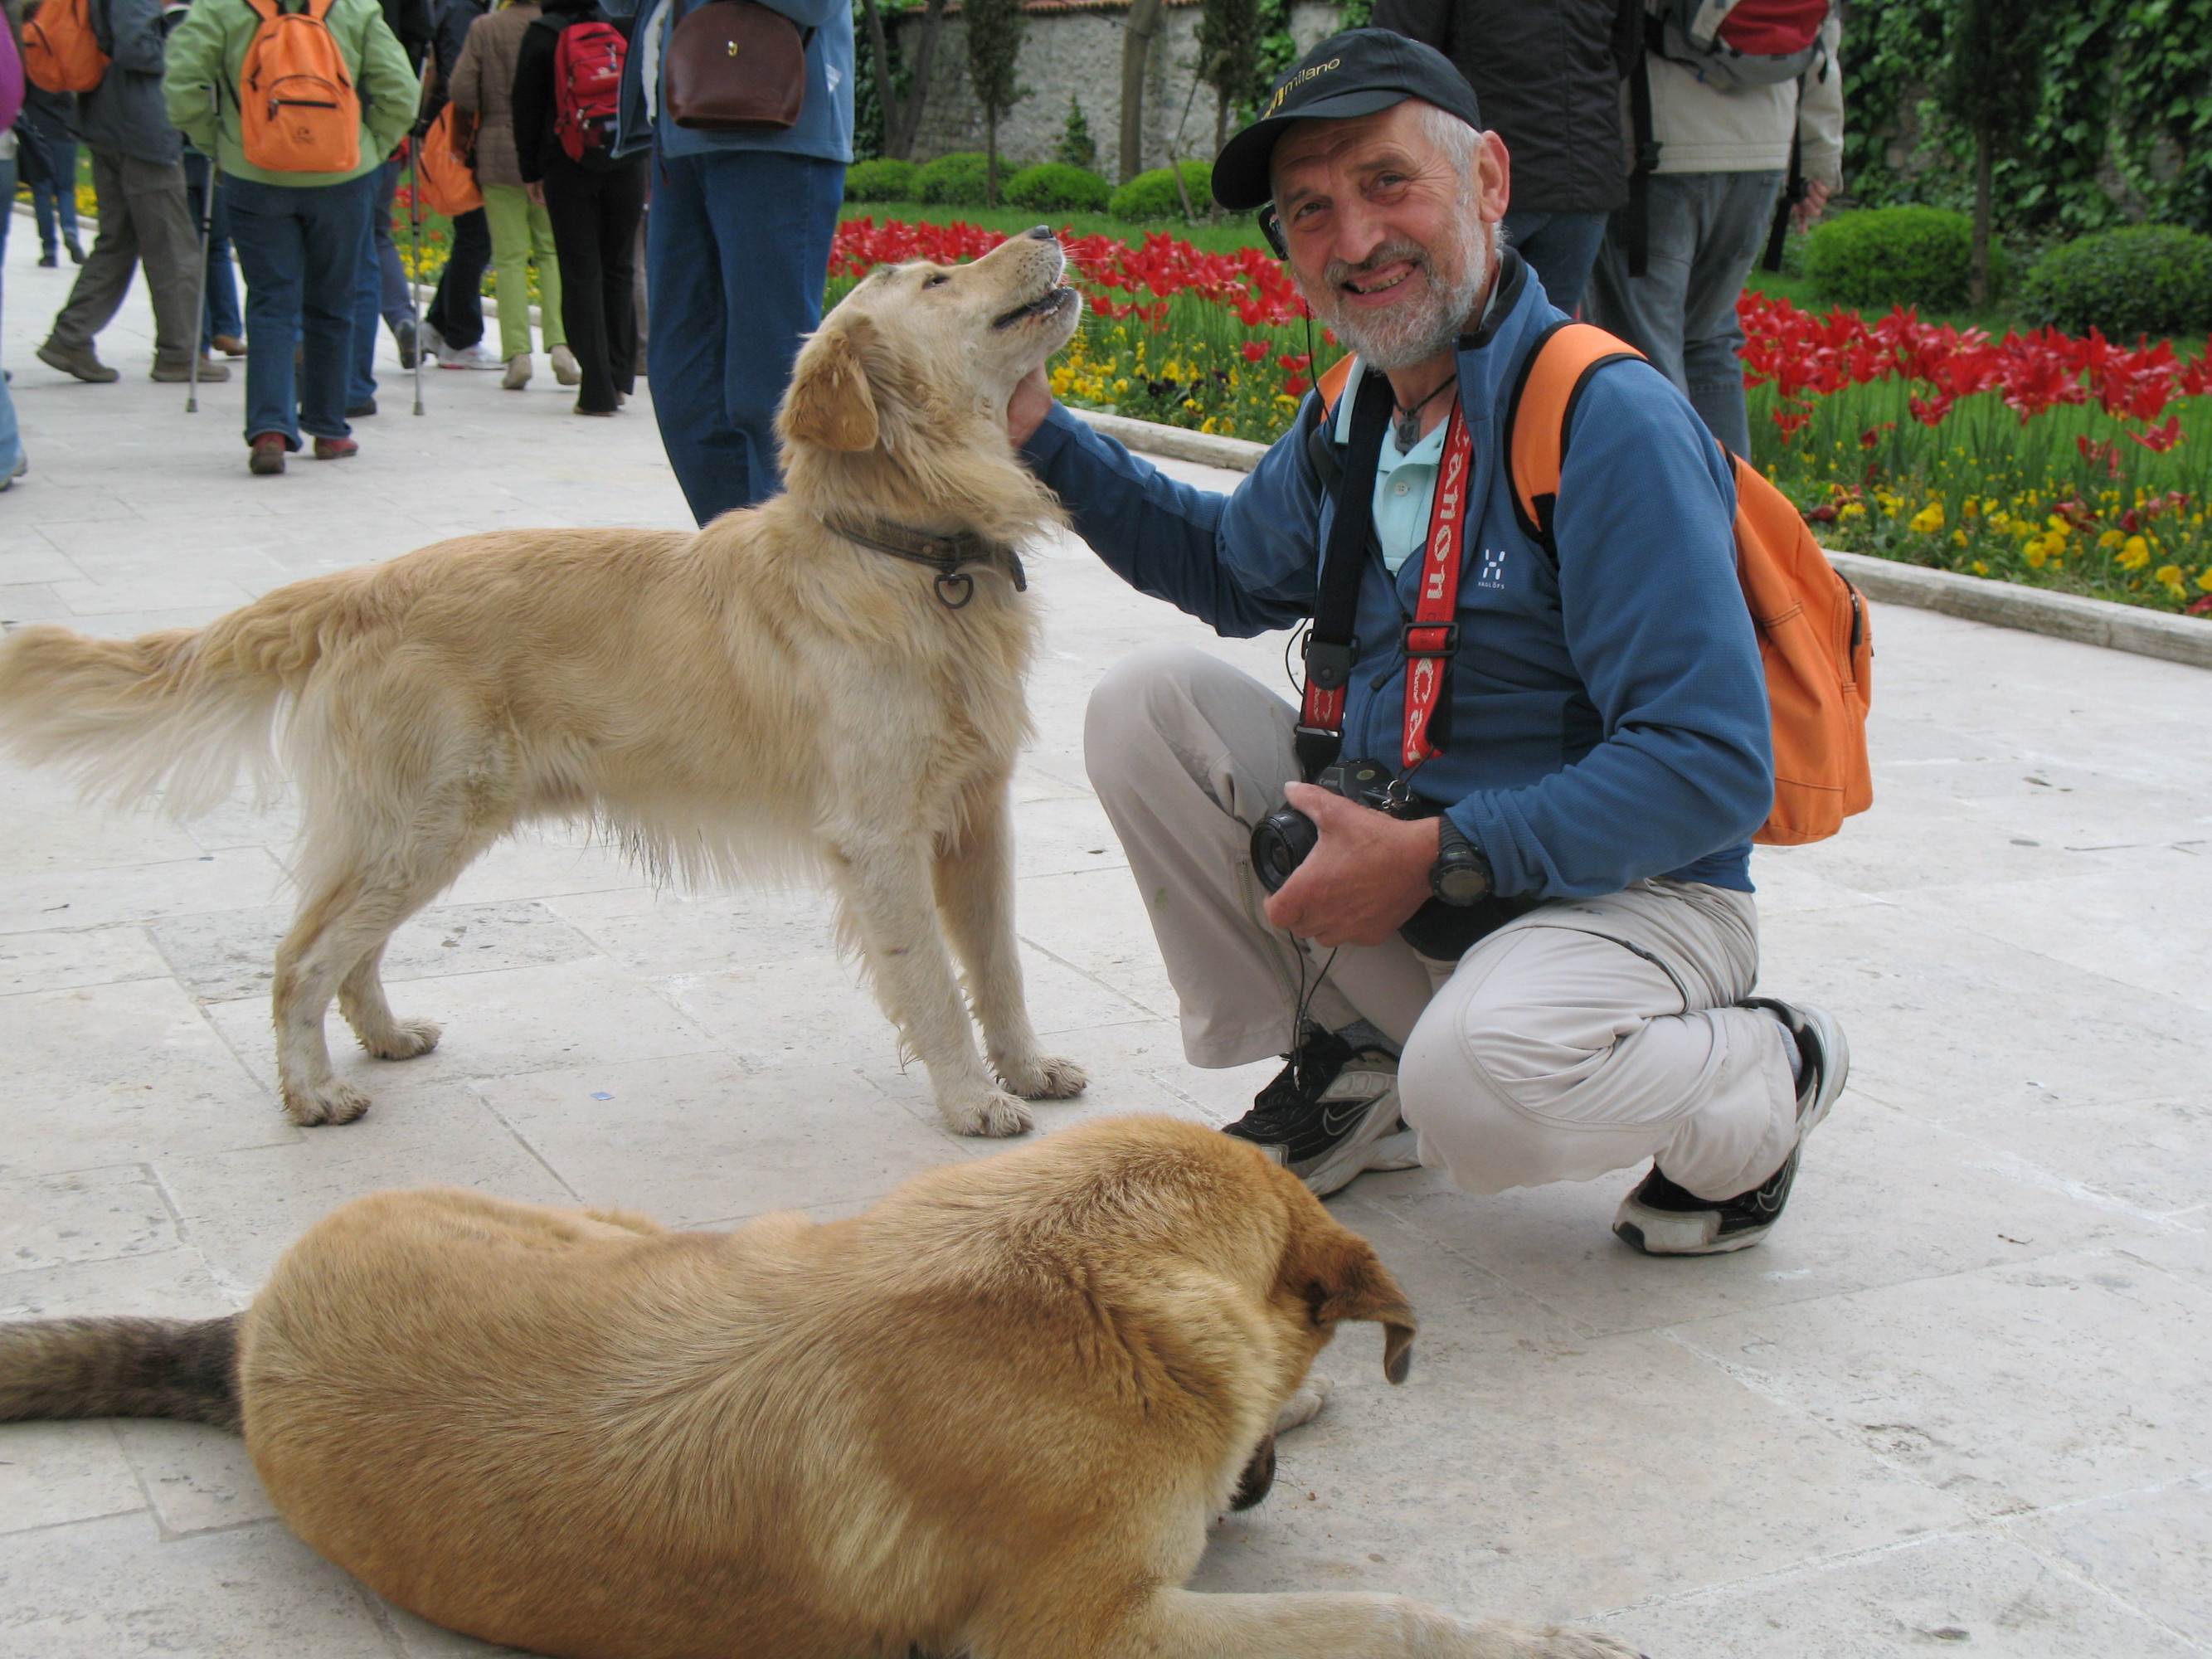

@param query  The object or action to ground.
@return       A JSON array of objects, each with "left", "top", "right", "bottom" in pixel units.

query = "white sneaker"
[
  {"left": 436, "top": 341, "right": 504, "bottom": 370},
  {"left": 501, "top": 353, "right": 532, "bottom": 390},
  {"left": 550, "top": 343, "right": 581, "bottom": 387}
]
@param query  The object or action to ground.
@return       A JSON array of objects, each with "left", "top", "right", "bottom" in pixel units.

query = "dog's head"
[
  {"left": 777, "top": 230, "right": 1081, "bottom": 538},
  {"left": 1263, "top": 1160, "right": 1418, "bottom": 1386}
]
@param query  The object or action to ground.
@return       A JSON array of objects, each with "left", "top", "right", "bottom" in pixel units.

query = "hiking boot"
[
  {"left": 347, "top": 398, "right": 377, "bottom": 417},
  {"left": 248, "top": 433, "right": 289, "bottom": 475},
  {"left": 211, "top": 333, "right": 248, "bottom": 357},
  {"left": 1223, "top": 1029, "right": 1420, "bottom": 1198},
  {"left": 502, "top": 353, "right": 532, "bottom": 389},
  {"left": 37, "top": 250, "right": 57, "bottom": 268},
  {"left": 2, "top": 455, "right": 28, "bottom": 493},
  {"left": 313, "top": 435, "right": 359, "bottom": 460},
  {"left": 551, "top": 343, "right": 581, "bottom": 387},
  {"left": 65, "top": 233, "right": 86, "bottom": 264},
  {"left": 393, "top": 316, "right": 421, "bottom": 369},
  {"left": 151, "top": 357, "right": 230, "bottom": 382},
  {"left": 37, "top": 340, "right": 119, "bottom": 382},
  {"left": 1613, "top": 1000, "right": 1850, "bottom": 1256}
]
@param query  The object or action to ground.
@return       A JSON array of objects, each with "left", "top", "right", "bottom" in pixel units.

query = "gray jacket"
[{"left": 75, "top": 0, "right": 182, "bottom": 166}]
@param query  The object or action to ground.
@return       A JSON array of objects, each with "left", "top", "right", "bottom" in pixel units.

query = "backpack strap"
[
  {"left": 1505, "top": 321, "right": 1646, "bottom": 552},
  {"left": 1301, "top": 352, "right": 1361, "bottom": 495}
]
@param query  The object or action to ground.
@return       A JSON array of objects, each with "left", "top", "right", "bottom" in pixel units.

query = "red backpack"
[
  {"left": 1650, "top": 0, "right": 1830, "bottom": 89},
  {"left": 553, "top": 17, "right": 625, "bottom": 161}
]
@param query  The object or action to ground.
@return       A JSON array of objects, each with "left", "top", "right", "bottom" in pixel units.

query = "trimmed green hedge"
[
  {"left": 1108, "top": 159, "right": 1213, "bottom": 222},
  {"left": 1004, "top": 162, "right": 1112, "bottom": 213},
  {"left": 2020, "top": 225, "right": 2212, "bottom": 339},
  {"left": 1803, "top": 206, "right": 1974, "bottom": 311},
  {"left": 915, "top": 152, "right": 992, "bottom": 207},
  {"left": 844, "top": 158, "right": 919, "bottom": 203}
]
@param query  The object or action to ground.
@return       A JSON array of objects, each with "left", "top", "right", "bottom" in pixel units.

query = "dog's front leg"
[
  {"left": 934, "top": 790, "right": 1086, "bottom": 1105},
  {"left": 831, "top": 834, "right": 1035, "bottom": 1137}
]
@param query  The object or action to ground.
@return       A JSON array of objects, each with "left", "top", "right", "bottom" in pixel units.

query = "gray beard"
[{"left": 1311, "top": 216, "right": 1496, "bottom": 372}]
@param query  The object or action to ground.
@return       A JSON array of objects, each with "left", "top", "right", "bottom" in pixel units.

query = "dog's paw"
[
  {"left": 998, "top": 1053, "right": 1087, "bottom": 1100},
  {"left": 358, "top": 1017, "right": 442, "bottom": 1061},
  {"left": 942, "top": 1089, "right": 1035, "bottom": 1138},
  {"left": 281, "top": 1078, "right": 371, "bottom": 1126},
  {"left": 1274, "top": 1373, "right": 1332, "bottom": 1434}
]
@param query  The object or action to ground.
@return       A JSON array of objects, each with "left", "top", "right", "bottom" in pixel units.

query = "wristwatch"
[{"left": 1430, "top": 817, "right": 1493, "bottom": 906}]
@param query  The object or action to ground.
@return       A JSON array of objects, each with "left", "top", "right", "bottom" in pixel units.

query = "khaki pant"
[
  {"left": 1084, "top": 646, "right": 1801, "bottom": 1201},
  {"left": 46, "top": 148, "right": 200, "bottom": 367}
]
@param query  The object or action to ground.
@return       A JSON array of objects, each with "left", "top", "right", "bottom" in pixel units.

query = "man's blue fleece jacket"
[{"left": 1019, "top": 251, "right": 1774, "bottom": 900}]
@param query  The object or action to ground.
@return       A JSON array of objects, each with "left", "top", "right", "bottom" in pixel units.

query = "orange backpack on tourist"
[
  {"left": 239, "top": 0, "right": 362, "bottom": 173},
  {"left": 1314, "top": 323, "right": 1874, "bottom": 845},
  {"left": 416, "top": 102, "right": 482, "bottom": 215},
  {"left": 22, "top": 0, "right": 110, "bottom": 94}
]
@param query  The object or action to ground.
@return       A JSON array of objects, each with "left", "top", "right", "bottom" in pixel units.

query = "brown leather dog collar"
[{"left": 819, "top": 517, "right": 1028, "bottom": 610}]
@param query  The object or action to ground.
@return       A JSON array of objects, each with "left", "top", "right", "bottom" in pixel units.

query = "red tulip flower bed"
[{"left": 828, "top": 218, "right": 2212, "bottom": 615}]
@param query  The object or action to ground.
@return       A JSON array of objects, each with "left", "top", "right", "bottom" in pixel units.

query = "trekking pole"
[
  {"left": 186, "top": 87, "right": 220, "bottom": 414},
  {"left": 408, "top": 139, "right": 427, "bottom": 416}
]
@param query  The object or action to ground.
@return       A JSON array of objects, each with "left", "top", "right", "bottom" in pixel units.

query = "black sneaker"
[
  {"left": 1223, "top": 1029, "right": 1420, "bottom": 1198},
  {"left": 1614, "top": 1000, "right": 1849, "bottom": 1255},
  {"left": 394, "top": 317, "right": 420, "bottom": 369}
]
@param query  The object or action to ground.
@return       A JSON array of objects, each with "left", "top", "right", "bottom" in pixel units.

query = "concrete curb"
[{"left": 1067, "top": 406, "right": 2212, "bottom": 673}]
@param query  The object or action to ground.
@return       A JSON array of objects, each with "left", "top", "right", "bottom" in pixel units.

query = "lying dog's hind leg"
[
  {"left": 830, "top": 834, "right": 1033, "bottom": 1138},
  {"left": 932, "top": 791, "right": 1086, "bottom": 1104}
]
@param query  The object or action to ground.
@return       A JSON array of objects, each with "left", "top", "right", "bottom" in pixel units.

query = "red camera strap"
[{"left": 1297, "top": 389, "right": 1473, "bottom": 772}]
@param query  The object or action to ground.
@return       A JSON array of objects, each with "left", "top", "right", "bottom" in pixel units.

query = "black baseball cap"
[{"left": 1211, "top": 28, "right": 1483, "bottom": 212}]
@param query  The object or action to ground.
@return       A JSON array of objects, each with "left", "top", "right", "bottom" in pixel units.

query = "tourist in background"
[
  {"left": 1, "top": 0, "right": 26, "bottom": 490},
  {"left": 348, "top": 0, "right": 430, "bottom": 415},
  {"left": 164, "top": 0, "right": 415, "bottom": 472},
  {"left": 421, "top": 0, "right": 498, "bottom": 367},
  {"left": 605, "top": 0, "right": 851, "bottom": 523},
  {"left": 16, "top": 60, "right": 85, "bottom": 267},
  {"left": 450, "top": 0, "right": 576, "bottom": 391},
  {"left": 181, "top": 146, "right": 246, "bottom": 356},
  {"left": 510, "top": 0, "right": 641, "bottom": 416},
  {"left": 35, "top": 0, "right": 219, "bottom": 385}
]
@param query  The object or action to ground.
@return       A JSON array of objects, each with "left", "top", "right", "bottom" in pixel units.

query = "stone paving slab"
[{"left": 1, "top": 237, "right": 2209, "bottom": 1657}]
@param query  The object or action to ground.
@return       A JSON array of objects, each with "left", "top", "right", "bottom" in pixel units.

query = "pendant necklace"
[{"left": 1391, "top": 376, "right": 1456, "bottom": 450}]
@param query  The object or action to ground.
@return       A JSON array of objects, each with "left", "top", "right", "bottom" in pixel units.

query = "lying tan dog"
[
  {"left": 0, "top": 1115, "right": 1636, "bottom": 1659},
  {"left": 0, "top": 230, "right": 1087, "bottom": 1137}
]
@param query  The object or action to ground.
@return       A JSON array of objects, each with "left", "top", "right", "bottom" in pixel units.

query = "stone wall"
[{"left": 894, "top": 0, "right": 1346, "bottom": 178}]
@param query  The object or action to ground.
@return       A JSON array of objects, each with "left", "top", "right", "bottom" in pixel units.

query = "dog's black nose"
[{"left": 1026, "top": 224, "right": 1053, "bottom": 241}]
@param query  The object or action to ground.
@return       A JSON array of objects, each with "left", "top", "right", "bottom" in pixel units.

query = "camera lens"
[{"left": 1250, "top": 807, "right": 1319, "bottom": 893}]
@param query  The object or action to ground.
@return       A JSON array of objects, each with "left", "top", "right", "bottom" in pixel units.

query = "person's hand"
[
  {"left": 1262, "top": 783, "right": 1440, "bottom": 949},
  {"left": 1006, "top": 363, "right": 1053, "bottom": 449},
  {"left": 525, "top": 180, "right": 546, "bottom": 207},
  {"left": 1791, "top": 178, "right": 1833, "bottom": 234}
]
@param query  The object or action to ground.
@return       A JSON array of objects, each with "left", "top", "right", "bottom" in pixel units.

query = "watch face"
[{"left": 1436, "top": 864, "right": 1489, "bottom": 903}]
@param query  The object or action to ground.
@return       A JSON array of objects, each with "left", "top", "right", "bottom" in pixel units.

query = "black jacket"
[{"left": 1370, "top": 0, "right": 1641, "bottom": 215}]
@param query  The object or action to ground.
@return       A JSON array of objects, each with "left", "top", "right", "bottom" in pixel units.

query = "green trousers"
[{"left": 480, "top": 182, "right": 566, "bottom": 360}]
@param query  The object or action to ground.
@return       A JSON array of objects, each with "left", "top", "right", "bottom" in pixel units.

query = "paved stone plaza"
[{"left": 2, "top": 237, "right": 2210, "bottom": 1657}]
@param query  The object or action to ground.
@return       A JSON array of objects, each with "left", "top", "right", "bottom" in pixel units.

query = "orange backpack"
[
  {"left": 239, "top": 0, "right": 362, "bottom": 174},
  {"left": 22, "top": 0, "right": 110, "bottom": 95},
  {"left": 1313, "top": 324, "right": 1873, "bottom": 846},
  {"left": 415, "top": 102, "right": 482, "bottom": 215}
]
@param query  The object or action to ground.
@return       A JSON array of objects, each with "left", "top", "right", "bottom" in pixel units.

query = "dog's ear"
[
  {"left": 784, "top": 315, "right": 881, "bottom": 452},
  {"left": 1286, "top": 1221, "right": 1418, "bottom": 1384}
]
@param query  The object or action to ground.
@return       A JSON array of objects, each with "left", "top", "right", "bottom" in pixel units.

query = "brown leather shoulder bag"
[{"left": 664, "top": 0, "right": 810, "bottom": 131}]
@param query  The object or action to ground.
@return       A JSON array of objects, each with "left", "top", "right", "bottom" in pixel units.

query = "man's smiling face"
[{"left": 1270, "top": 100, "right": 1509, "bottom": 372}]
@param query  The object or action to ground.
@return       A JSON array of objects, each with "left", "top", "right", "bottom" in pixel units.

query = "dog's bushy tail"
[
  {"left": 0, "top": 577, "right": 353, "bottom": 817},
  {"left": 0, "top": 1315, "right": 241, "bottom": 1431}
]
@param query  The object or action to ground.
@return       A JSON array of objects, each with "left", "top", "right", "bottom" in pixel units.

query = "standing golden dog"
[
  {"left": 0, "top": 1115, "right": 1638, "bottom": 1659},
  {"left": 0, "top": 230, "right": 1089, "bottom": 1137}
]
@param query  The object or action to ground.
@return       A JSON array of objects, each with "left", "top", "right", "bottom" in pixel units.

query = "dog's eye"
[{"left": 924, "top": 273, "right": 950, "bottom": 288}]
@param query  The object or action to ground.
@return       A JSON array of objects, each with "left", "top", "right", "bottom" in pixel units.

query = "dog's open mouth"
[{"left": 993, "top": 285, "right": 1077, "bottom": 329}]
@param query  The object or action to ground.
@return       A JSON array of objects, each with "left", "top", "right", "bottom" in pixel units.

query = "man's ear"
[
  {"left": 782, "top": 314, "right": 880, "bottom": 452},
  {"left": 1286, "top": 1220, "right": 1418, "bottom": 1384}
]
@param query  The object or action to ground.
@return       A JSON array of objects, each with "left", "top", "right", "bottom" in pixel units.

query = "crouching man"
[{"left": 1010, "top": 30, "right": 1847, "bottom": 1253}]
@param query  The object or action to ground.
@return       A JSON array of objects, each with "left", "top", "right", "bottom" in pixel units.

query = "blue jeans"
[
  {"left": 0, "top": 158, "right": 22, "bottom": 482},
  {"left": 183, "top": 152, "right": 243, "bottom": 346},
  {"left": 1587, "top": 171, "right": 1786, "bottom": 458},
  {"left": 645, "top": 148, "right": 843, "bottom": 523},
  {"left": 224, "top": 171, "right": 373, "bottom": 449},
  {"left": 352, "top": 157, "right": 411, "bottom": 406},
  {"left": 1500, "top": 208, "right": 1608, "bottom": 318},
  {"left": 30, "top": 140, "right": 80, "bottom": 252}
]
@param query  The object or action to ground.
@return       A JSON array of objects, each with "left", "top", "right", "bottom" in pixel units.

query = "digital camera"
[{"left": 1249, "top": 757, "right": 1408, "bottom": 894}]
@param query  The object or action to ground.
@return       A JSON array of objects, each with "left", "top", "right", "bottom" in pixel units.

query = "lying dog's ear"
[
  {"left": 1289, "top": 1224, "right": 1418, "bottom": 1385},
  {"left": 784, "top": 315, "right": 881, "bottom": 452}
]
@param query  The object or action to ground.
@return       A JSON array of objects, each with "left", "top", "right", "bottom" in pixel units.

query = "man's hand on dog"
[
  {"left": 1263, "top": 783, "right": 1439, "bottom": 949},
  {"left": 1007, "top": 365, "right": 1054, "bottom": 448}
]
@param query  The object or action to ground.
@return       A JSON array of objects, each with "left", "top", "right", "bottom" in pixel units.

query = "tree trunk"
[
  {"left": 858, "top": 0, "right": 900, "bottom": 160},
  {"left": 1119, "top": 0, "right": 1165, "bottom": 183},
  {"left": 986, "top": 107, "right": 999, "bottom": 205},
  {"left": 892, "top": 0, "right": 950, "bottom": 162},
  {"left": 1971, "top": 127, "right": 1993, "bottom": 311}
]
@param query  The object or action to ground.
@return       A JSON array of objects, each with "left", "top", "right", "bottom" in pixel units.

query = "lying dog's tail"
[
  {"left": 0, "top": 1315, "right": 241, "bottom": 1431},
  {"left": 0, "top": 577, "right": 353, "bottom": 817}
]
